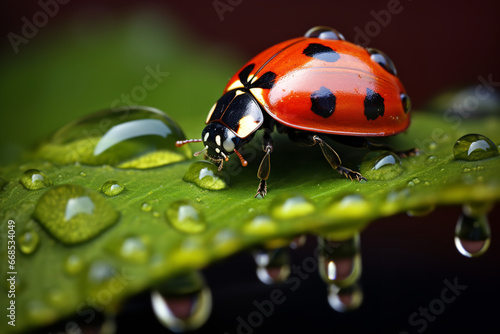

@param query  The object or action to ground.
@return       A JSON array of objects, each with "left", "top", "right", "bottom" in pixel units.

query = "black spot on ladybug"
[
  {"left": 303, "top": 43, "right": 340, "bottom": 63},
  {"left": 401, "top": 93, "right": 411, "bottom": 114},
  {"left": 364, "top": 88, "right": 385, "bottom": 120},
  {"left": 239, "top": 64, "right": 255, "bottom": 86},
  {"left": 310, "top": 86, "right": 336, "bottom": 118},
  {"left": 251, "top": 71, "right": 276, "bottom": 89}
]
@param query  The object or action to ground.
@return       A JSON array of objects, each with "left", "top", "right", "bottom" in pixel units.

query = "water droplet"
[
  {"left": 328, "top": 283, "right": 363, "bottom": 312},
  {"left": 166, "top": 200, "right": 206, "bottom": 234},
  {"left": 19, "top": 169, "right": 51, "bottom": 190},
  {"left": 26, "top": 300, "right": 58, "bottom": 325},
  {"left": 325, "top": 194, "right": 373, "bottom": 219},
  {"left": 463, "top": 201, "right": 493, "bottom": 217},
  {"left": 87, "top": 261, "right": 116, "bottom": 287},
  {"left": 183, "top": 160, "right": 228, "bottom": 190},
  {"left": 407, "top": 205, "right": 435, "bottom": 217},
  {"left": 18, "top": 228, "right": 40, "bottom": 254},
  {"left": 254, "top": 248, "right": 291, "bottom": 284},
  {"left": 318, "top": 235, "right": 362, "bottom": 287},
  {"left": 453, "top": 134, "right": 499, "bottom": 161},
  {"left": 152, "top": 272, "right": 212, "bottom": 332},
  {"left": 101, "top": 180, "right": 124, "bottom": 197},
  {"left": 45, "top": 288, "right": 67, "bottom": 309},
  {"left": 64, "top": 254, "right": 84, "bottom": 275},
  {"left": 454, "top": 212, "right": 491, "bottom": 257},
  {"left": 79, "top": 171, "right": 87, "bottom": 177},
  {"left": 269, "top": 194, "right": 315, "bottom": 220},
  {"left": 242, "top": 215, "right": 278, "bottom": 236},
  {"left": 35, "top": 106, "right": 191, "bottom": 168},
  {"left": 110, "top": 235, "right": 151, "bottom": 264},
  {"left": 141, "top": 202, "right": 153, "bottom": 212},
  {"left": 32, "top": 185, "right": 119, "bottom": 245},
  {"left": 360, "top": 151, "right": 404, "bottom": 180}
]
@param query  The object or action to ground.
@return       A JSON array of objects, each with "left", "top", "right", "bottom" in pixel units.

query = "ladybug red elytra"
[{"left": 177, "top": 26, "right": 414, "bottom": 197}]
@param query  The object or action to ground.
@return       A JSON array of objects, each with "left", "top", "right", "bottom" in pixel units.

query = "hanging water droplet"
[
  {"left": 407, "top": 205, "right": 435, "bottom": 217},
  {"left": 454, "top": 211, "right": 491, "bottom": 257},
  {"left": 328, "top": 283, "right": 363, "bottom": 312},
  {"left": 166, "top": 200, "right": 206, "bottom": 234},
  {"left": 18, "top": 228, "right": 40, "bottom": 254},
  {"left": 64, "top": 254, "right": 84, "bottom": 275},
  {"left": 152, "top": 271, "right": 212, "bottom": 332},
  {"left": 109, "top": 235, "right": 151, "bottom": 264},
  {"left": 19, "top": 169, "right": 51, "bottom": 190},
  {"left": 360, "top": 151, "right": 404, "bottom": 181},
  {"left": 453, "top": 134, "right": 499, "bottom": 161},
  {"left": 269, "top": 194, "right": 315, "bottom": 220},
  {"left": 318, "top": 234, "right": 362, "bottom": 287},
  {"left": 183, "top": 160, "right": 228, "bottom": 190},
  {"left": 101, "top": 180, "right": 124, "bottom": 197},
  {"left": 32, "top": 184, "right": 119, "bottom": 245},
  {"left": 254, "top": 248, "right": 291, "bottom": 284},
  {"left": 35, "top": 106, "right": 192, "bottom": 168}
]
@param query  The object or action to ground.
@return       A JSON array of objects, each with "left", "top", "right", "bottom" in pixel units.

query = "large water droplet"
[
  {"left": 328, "top": 283, "right": 363, "bottom": 312},
  {"left": 32, "top": 184, "right": 119, "bottom": 245},
  {"left": 152, "top": 271, "right": 212, "bottom": 332},
  {"left": 36, "top": 106, "right": 191, "bottom": 168},
  {"left": 183, "top": 160, "right": 227, "bottom": 190},
  {"left": 166, "top": 200, "right": 206, "bottom": 234},
  {"left": 101, "top": 180, "right": 124, "bottom": 197},
  {"left": 269, "top": 194, "right": 315, "bottom": 220},
  {"left": 360, "top": 151, "right": 404, "bottom": 180},
  {"left": 453, "top": 134, "right": 499, "bottom": 161},
  {"left": 318, "top": 234, "right": 362, "bottom": 288},
  {"left": 18, "top": 228, "right": 40, "bottom": 254},
  {"left": 20, "top": 169, "right": 51, "bottom": 190},
  {"left": 454, "top": 211, "right": 491, "bottom": 257},
  {"left": 254, "top": 248, "right": 291, "bottom": 284}
]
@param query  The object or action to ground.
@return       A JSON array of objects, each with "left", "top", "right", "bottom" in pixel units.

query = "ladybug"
[{"left": 176, "top": 26, "right": 413, "bottom": 197}]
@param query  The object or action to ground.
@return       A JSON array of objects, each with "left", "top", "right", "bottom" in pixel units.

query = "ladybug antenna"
[
  {"left": 234, "top": 149, "right": 248, "bottom": 167},
  {"left": 175, "top": 139, "right": 202, "bottom": 147}
]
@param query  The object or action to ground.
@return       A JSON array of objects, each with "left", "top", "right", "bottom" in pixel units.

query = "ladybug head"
[{"left": 201, "top": 122, "right": 241, "bottom": 163}]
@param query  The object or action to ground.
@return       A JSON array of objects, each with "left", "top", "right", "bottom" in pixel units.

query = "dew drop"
[
  {"left": 407, "top": 205, "right": 435, "bottom": 217},
  {"left": 242, "top": 215, "right": 278, "bottom": 236},
  {"left": 152, "top": 272, "right": 212, "bottom": 332},
  {"left": 141, "top": 202, "right": 153, "bottom": 212},
  {"left": 18, "top": 228, "right": 40, "bottom": 254},
  {"left": 87, "top": 261, "right": 116, "bottom": 290},
  {"left": 101, "top": 180, "right": 124, "bottom": 197},
  {"left": 453, "top": 134, "right": 499, "bottom": 161},
  {"left": 454, "top": 211, "right": 491, "bottom": 258},
  {"left": 45, "top": 288, "right": 67, "bottom": 309},
  {"left": 166, "top": 200, "right": 207, "bottom": 234},
  {"left": 325, "top": 194, "right": 373, "bottom": 219},
  {"left": 328, "top": 283, "right": 363, "bottom": 312},
  {"left": 32, "top": 184, "right": 119, "bottom": 245},
  {"left": 269, "top": 194, "right": 315, "bottom": 220},
  {"left": 110, "top": 235, "right": 151, "bottom": 264},
  {"left": 318, "top": 235, "right": 362, "bottom": 287},
  {"left": 183, "top": 160, "right": 228, "bottom": 190},
  {"left": 20, "top": 169, "right": 51, "bottom": 190},
  {"left": 64, "top": 254, "right": 84, "bottom": 275},
  {"left": 26, "top": 300, "right": 58, "bottom": 325},
  {"left": 35, "top": 106, "right": 191, "bottom": 168},
  {"left": 254, "top": 248, "right": 291, "bottom": 284},
  {"left": 360, "top": 151, "right": 404, "bottom": 180}
]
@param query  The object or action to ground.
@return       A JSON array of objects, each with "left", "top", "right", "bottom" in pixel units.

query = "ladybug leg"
[{"left": 255, "top": 131, "right": 273, "bottom": 198}]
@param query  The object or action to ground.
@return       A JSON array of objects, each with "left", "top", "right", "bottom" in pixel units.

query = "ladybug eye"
[
  {"left": 305, "top": 26, "right": 345, "bottom": 41},
  {"left": 367, "top": 48, "right": 397, "bottom": 76},
  {"left": 401, "top": 93, "right": 411, "bottom": 114}
]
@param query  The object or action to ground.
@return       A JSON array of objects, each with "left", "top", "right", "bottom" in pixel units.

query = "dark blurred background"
[{"left": 1, "top": 1, "right": 499, "bottom": 333}]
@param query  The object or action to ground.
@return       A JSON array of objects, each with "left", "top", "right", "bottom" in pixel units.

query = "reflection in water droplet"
[
  {"left": 35, "top": 106, "right": 191, "bottom": 168},
  {"left": 269, "top": 194, "right": 315, "bottom": 220},
  {"left": 152, "top": 272, "right": 212, "bottom": 332},
  {"left": 254, "top": 248, "right": 291, "bottom": 284},
  {"left": 360, "top": 151, "right": 404, "bottom": 181},
  {"left": 166, "top": 200, "right": 206, "bottom": 234},
  {"left": 318, "top": 234, "right": 361, "bottom": 288},
  {"left": 328, "top": 283, "right": 363, "bottom": 312},
  {"left": 453, "top": 134, "right": 499, "bottom": 161},
  {"left": 20, "top": 169, "right": 51, "bottom": 190},
  {"left": 64, "top": 254, "right": 84, "bottom": 275},
  {"left": 32, "top": 185, "right": 119, "bottom": 245},
  {"left": 101, "top": 180, "right": 124, "bottom": 197},
  {"left": 183, "top": 160, "right": 228, "bottom": 190},
  {"left": 18, "top": 228, "right": 40, "bottom": 254},
  {"left": 455, "top": 211, "right": 491, "bottom": 257}
]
